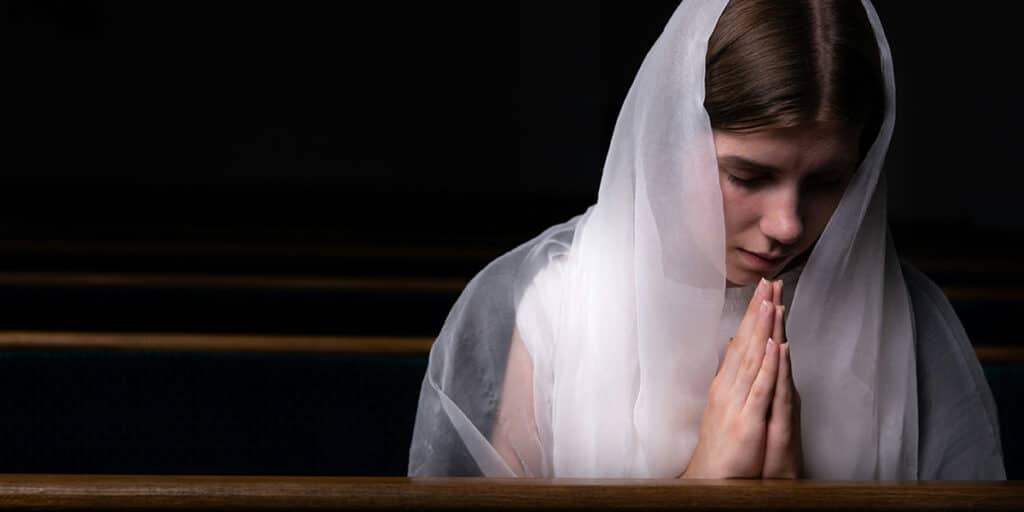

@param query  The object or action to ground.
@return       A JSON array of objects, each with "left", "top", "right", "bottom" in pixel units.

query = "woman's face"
[{"left": 714, "top": 121, "right": 863, "bottom": 287}]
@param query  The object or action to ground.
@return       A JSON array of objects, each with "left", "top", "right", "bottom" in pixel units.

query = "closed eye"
[{"left": 726, "top": 173, "right": 766, "bottom": 189}]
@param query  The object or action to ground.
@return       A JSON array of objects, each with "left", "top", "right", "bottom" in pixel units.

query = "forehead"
[{"left": 712, "top": 121, "right": 862, "bottom": 175}]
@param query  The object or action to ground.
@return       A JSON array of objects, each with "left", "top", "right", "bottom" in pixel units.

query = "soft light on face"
[{"left": 714, "top": 121, "right": 863, "bottom": 287}]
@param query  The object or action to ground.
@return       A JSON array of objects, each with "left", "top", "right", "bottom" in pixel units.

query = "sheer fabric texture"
[{"left": 408, "top": 0, "right": 1005, "bottom": 479}]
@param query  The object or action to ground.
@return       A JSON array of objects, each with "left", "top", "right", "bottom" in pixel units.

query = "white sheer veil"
[{"left": 409, "top": 0, "right": 919, "bottom": 479}]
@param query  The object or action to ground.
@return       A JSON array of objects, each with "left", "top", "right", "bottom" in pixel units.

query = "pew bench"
[
  {"left": 0, "top": 332, "right": 1021, "bottom": 478},
  {"left": 0, "top": 475, "right": 1021, "bottom": 510}
]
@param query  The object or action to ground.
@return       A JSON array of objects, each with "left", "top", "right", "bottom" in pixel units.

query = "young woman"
[{"left": 408, "top": 0, "right": 1005, "bottom": 479}]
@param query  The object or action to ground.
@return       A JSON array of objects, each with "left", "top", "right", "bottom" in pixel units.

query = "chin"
[{"left": 725, "top": 265, "right": 765, "bottom": 288}]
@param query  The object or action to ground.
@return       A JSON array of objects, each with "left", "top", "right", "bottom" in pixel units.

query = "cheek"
[{"left": 720, "top": 182, "right": 759, "bottom": 237}]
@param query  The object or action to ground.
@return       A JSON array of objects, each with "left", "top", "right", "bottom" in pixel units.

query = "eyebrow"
[{"left": 718, "top": 155, "right": 856, "bottom": 175}]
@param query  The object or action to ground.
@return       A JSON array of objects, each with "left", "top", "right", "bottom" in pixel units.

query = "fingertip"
[
  {"left": 781, "top": 344, "right": 795, "bottom": 381},
  {"left": 757, "top": 300, "right": 774, "bottom": 334},
  {"left": 763, "top": 340, "right": 782, "bottom": 394},
  {"left": 766, "top": 337, "right": 780, "bottom": 362}
]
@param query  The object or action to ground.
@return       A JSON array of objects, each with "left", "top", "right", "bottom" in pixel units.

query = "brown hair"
[{"left": 704, "top": 0, "right": 885, "bottom": 153}]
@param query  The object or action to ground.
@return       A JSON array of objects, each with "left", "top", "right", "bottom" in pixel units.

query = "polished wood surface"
[
  {"left": 0, "top": 475, "right": 1019, "bottom": 511},
  {"left": 0, "top": 331, "right": 434, "bottom": 354},
  {"left": 0, "top": 239, "right": 500, "bottom": 260},
  {"left": 0, "top": 270, "right": 1018, "bottom": 300},
  {"left": 975, "top": 345, "right": 1024, "bottom": 364},
  {"left": 1, "top": 331, "right": 1021, "bottom": 364},
  {"left": 0, "top": 272, "right": 467, "bottom": 293}
]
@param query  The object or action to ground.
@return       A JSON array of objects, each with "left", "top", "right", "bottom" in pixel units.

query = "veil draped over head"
[{"left": 409, "top": 0, "right": 922, "bottom": 479}]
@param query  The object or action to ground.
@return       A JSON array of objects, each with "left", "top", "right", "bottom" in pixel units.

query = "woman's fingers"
[
  {"left": 762, "top": 342, "right": 803, "bottom": 478},
  {"left": 687, "top": 282, "right": 785, "bottom": 480},
  {"left": 771, "top": 280, "right": 786, "bottom": 345},
  {"left": 714, "top": 337, "right": 734, "bottom": 377},
  {"left": 731, "top": 299, "right": 774, "bottom": 395},
  {"left": 743, "top": 336, "right": 779, "bottom": 418},
  {"left": 717, "top": 279, "right": 771, "bottom": 385},
  {"left": 771, "top": 342, "right": 792, "bottom": 414},
  {"left": 773, "top": 305, "right": 785, "bottom": 344},
  {"left": 783, "top": 342, "right": 799, "bottom": 406},
  {"left": 686, "top": 296, "right": 778, "bottom": 480},
  {"left": 736, "top": 279, "right": 771, "bottom": 343}
]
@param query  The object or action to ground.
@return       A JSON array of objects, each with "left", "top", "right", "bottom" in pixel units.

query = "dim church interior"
[{"left": 1, "top": 0, "right": 1022, "bottom": 486}]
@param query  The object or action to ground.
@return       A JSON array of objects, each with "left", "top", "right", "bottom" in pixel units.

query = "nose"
[{"left": 759, "top": 187, "right": 803, "bottom": 246}]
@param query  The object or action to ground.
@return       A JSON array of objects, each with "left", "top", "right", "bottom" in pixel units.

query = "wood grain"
[
  {"left": 0, "top": 475, "right": 1020, "bottom": 511},
  {"left": 1, "top": 331, "right": 1021, "bottom": 364},
  {"left": 0, "top": 271, "right": 1020, "bottom": 302},
  {"left": 0, "top": 272, "right": 467, "bottom": 293},
  {"left": 0, "top": 331, "right": 434, "bottom": 354},
  {"left": 974, "top": 345, "right": 1024, "bottom": 364}
]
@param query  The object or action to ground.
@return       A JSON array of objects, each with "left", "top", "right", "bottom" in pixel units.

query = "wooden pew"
[
  {"left": 0, "top": 335, "right": 430, "bottom": 476},
  {"left": 0, "top": 330, "right": 1016, "bottom": 359},
  {"left": 0, "top": 268, "right": 1016, "bottom": 343},
  {"left": 0, "top": 238, "right": 1020, "bottom": 479},
  {"left": 0, "top": 331, "right": 1021, "bottom": 478},
  {"left": 0, "top": 331, "right": 434, "bottom": 354},
  {"left": 0, "top": 475, "right": 1020, "bottom": 510}
]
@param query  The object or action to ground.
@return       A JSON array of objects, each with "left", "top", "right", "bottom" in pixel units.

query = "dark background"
[
  {"left": 4, "top": 1, "right": 1022, "bottom": 245},
  {"left": 1, "top": 1, "right": 1022, "bottom": 478}
]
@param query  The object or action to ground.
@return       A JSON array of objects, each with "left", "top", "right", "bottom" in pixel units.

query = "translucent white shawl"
[{"left": 408, "top": 0, "right": 1004, "bottom": 479}]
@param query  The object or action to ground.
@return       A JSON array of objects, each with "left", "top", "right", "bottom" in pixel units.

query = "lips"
[
  {"left": 737, "top": 248, "right": 787, "bottom": 270},
  {"left": 746, "top": 250, "right": 785, "bottom": 262}
]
